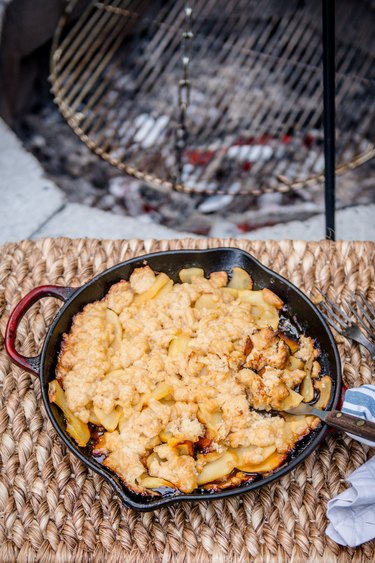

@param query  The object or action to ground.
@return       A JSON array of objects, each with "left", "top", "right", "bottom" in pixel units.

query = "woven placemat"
[{"left": 0, "top": 238, "right": 374, "bottom": 562}]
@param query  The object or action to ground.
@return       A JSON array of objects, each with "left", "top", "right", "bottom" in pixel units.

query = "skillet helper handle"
[
  {"left": 325, "top": 410, "right": 375, "bottom": 442},
  {"left": 5, "top": 285, "right": 76, "bottom": 376}
]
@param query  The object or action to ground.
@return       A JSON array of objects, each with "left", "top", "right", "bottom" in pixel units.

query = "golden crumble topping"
[{"left": 50, "top": 265, "right": 330, "bottom": 495}]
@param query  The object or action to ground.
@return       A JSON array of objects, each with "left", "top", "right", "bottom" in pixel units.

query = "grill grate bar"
[
  {"left": 54, "top": 0, "right": 100, "bottom": 64},
  {"left": 76, "top": 60, "right": 120, "bottom": 132},
  {"left": 54, "top": 0, "right": 122, "bottom": 74},
  {"left": 53, "top": 6, "right": 123, "bottom": 100}
]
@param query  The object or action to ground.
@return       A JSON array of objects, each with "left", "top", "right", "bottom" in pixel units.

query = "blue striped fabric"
[
  {"left": 342, "top": 384, "right": 375, "bottom": 447},
  {"left": 326, "top": 385, "right": 375, "bottom": 547}
]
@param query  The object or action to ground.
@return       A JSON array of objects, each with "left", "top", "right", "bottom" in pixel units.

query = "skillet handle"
[
  {"left": 5, "top": 285, "right": 76, "bottom": 376},
  {"left": 325, "top": 410, "right": 375, "bottom": 443}
]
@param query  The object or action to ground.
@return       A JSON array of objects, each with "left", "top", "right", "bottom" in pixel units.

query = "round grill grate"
[{"left": 50, "top": 0, "right": 375, "bottom": 196}]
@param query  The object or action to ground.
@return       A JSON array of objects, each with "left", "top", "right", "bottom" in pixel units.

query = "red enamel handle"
[{"left": 5, "top": 285, "right": 76, "bottom": 376}]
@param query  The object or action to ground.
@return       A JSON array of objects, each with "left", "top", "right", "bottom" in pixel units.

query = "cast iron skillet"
[{"left": 5, "top": 248, "right": 342, "bottom": 511}]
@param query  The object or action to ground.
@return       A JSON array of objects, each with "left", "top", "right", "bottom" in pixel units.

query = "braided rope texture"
[{"left": 0, "top": 238, "right": 374, "bottom": 562}]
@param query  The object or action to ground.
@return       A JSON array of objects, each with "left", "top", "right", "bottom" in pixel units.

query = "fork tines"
[
  {"left": 317, "top": 289, "right": 353, "bottom": 331},
  {"left": 317, "top": 288, "right": 375, "bottom": 337},
  {"left": 348, "top": 290, "right": 375, "bottom": 337}
]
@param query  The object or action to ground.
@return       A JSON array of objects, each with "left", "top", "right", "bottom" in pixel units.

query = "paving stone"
[
  {"left": 241, "top": 204, "right": 375, "bottom": 241},
  {"left": 32, "top": 203, "right": 196, "bottom": 240},
  {"left": 0, "top": 118, "right": 66, "bottom": 244}
]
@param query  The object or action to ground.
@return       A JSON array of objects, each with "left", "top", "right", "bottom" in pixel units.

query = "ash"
[{"left": 20, "top": 101, "right": 374, "bottom": 237}]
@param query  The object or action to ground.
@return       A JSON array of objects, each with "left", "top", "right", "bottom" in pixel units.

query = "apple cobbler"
[{"left": 49, "top": 265, "right": 332, "bottom": 495}]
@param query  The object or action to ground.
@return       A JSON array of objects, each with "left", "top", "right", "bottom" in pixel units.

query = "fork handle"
[
  {"left": 346, "top": 330, "right": 375, "bottom": 360},
  {"left": 351, "top": 332, "right": 375, "bottom": 361},
  {"left": 325, "top": 410, "right": 375, "bottom": 442}
]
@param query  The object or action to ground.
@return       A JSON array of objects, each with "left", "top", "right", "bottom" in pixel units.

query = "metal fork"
[{"left": 317, "top": 289, "right": 375, "bottom": 360}]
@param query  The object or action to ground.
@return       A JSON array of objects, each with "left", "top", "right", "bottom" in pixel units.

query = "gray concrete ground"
[
  {"left": 1, "top": 119, "right": 65, "bottom": 242},
  {"left": 1, "top": 117, "right": 374, "bottom": 244},
  {"left": 0, "top": 119, "right": 194, "bottom": 241},
  {"left": 241, "top": 205, "right": 375, "bottom": 241}
]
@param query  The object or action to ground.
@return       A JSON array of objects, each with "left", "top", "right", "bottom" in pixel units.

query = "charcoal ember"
[
  {"left": 30, "top": 134, "right": 46, "bottom": 149},
  {"left": 223, "top": 200, "right": 320, "bottom": 230},
  {"left": 336, "top": 173, "right": 375, "bottom": 206},
  {"left": 57, "top": 177, "right": 101, "bottom": 202},
  {"left": 224, "top": 193, "right": 258, "bottom": 214},
  {"left": 109, "top": 177, "right": 130, "bottom": 198},
  {"left": 293, "top": 188, "right": 315, "bottom": 203},
  {"left": 227, "top": 145, "right": 273, "bottom": 162},
  {"left": 112, "top": 204, "right": 127, "bottom": 215},
  {"left": 257, "top": 192, "right": 283, "bottom": 210},
  {"left": 178, "top": 212, "right": 213, "bottom": 235},
  {"left": 159, "top": 196, "right": 195, "bottom": 223},
  {"left": 89, "top": 167, "right": 108, "bottom": 190},
  {"left": 198, "top": 194, "right": 234, "bottom": 214},
  {"left": 120, "top": 181, "right": 144, "bottom": 217},
  {"left": 139, "top": 185, "right": 169, "bottom": 208},
  {"left": 64, "top": 148, "right": 98, "bottom": 177},
  {"left": 137, "top": 212, "right": 163, "bottom": 225},
  {"left": 97, "top": 194, "right": 116, "bottom": 210},
  {"left": 83, "top": 194, "right": 97, "bottom": 206},
  {"left": 132, "top": 114, "right": 169, "bottom": 148},
  {"left": 313, "top": 155, "right": 325, "bottom": 174}
]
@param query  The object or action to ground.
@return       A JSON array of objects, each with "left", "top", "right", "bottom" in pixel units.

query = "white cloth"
[
  {"left": 326, "top": 457, "right": 375, "bottom": 547},
  {"left": 326, "top": 385, "right": 375, "bottom": 547}
]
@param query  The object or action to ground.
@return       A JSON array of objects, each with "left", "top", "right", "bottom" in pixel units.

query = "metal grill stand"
[{"left": 322, "top": 0, "right": 336, "bottom": 240}]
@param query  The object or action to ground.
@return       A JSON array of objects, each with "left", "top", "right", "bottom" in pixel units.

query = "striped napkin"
[{"left": 326, "top": 385, "right": 375, "bottom": 547}]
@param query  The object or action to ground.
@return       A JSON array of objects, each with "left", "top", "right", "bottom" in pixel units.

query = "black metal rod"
[{"left": 322, "top": 0, "right": 336, "bottom": 240}]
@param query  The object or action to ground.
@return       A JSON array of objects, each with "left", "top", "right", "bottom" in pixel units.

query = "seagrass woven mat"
[{"left": 0, "top": 238, "right": 374, "bottom": 563}]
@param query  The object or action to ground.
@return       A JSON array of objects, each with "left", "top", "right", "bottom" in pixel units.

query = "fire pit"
[
  {"left": 50, "top": 0, "right": 374, "bottom": 198},
  {"left": 3, "top": 0, "right": 374, "bottom": 236}
]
